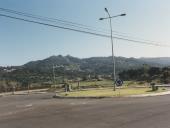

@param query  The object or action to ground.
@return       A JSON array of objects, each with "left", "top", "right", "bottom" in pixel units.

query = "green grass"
[
  {"left": 69, "top": 80, "right": 150, "bottom": 89},
  {"left": 69, "top": 80, "right": 113, "bottom": 88},
  {"left": 59, "top": 87, "right": 165, "bottom": 97}
]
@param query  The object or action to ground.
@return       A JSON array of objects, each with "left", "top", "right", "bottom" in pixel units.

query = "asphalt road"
[{"left": 0, "top": 93, "right": 170, "bottom": 128}]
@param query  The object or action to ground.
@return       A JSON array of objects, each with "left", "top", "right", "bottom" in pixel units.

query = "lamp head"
[
  {"left": 120, "top": 13, "right": 126, "bottom": 16},
  {"left": 104, "top": 8, "right": 108, "bottom": 13},
  {"left": 99, "top": 18, "right": 104, "bottom": 20}
]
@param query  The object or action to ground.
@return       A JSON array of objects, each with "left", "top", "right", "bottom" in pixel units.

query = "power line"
[
  {"left": 0, "top": 7, "right": 169, "bottom": 45},
  {"left": 0, "top": 7, "right": 159, "bottom": 41},
  {"left": 0, "top": 7, "right": 109, "bottom": 35},
  {"left": 0, "top": 13, "right": 170, "bottom": 47},
  {"left": 0, "top": 7, "right": 89, "bottom": 27},
  {"left": 0, "top": 8, "right": 153, "bottom": 37},
  {"left": 0, "top": 13, "right": 109, "bottom": 37}
]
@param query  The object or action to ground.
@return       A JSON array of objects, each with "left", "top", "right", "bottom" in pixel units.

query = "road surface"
[{"left": 0, "top": 93, "right": 170, "bottom": 128}]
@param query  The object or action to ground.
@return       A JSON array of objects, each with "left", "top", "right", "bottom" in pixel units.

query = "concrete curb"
[{"left": 53, "top": 95, "right": 111, "bottom": 99}]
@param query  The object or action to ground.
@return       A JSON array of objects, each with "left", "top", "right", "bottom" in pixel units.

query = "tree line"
[{"left": 119, "top": 66, "right": 170, "bottom": 84}]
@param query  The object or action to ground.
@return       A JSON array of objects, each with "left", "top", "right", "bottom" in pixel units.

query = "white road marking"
[{"left": 25, "top": 104, "right": 33, "bottom": 107}]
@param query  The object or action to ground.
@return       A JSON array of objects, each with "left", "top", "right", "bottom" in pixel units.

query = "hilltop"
[{"left": 21, "top": 55, "right": 170, "bottom": 74}]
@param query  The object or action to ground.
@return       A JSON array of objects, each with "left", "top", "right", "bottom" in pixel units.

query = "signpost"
[
  {"left": 115, "top": 79, "right": 123, "bottom": 87},
  {"left": 115, "top": 79, "right": 123, "bottom": 97}
]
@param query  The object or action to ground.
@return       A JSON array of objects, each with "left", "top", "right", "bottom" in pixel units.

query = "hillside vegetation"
[
  {"left": 0, "top": 55, "right": 170, "bottom": 92},
  {"left": 119, "top": 67, "right": 170, "bottom": 84}
]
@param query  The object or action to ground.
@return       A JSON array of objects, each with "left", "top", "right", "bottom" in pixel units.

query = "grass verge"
[{"left": 58, "top": 87, "right": 166, "bottom": 97}]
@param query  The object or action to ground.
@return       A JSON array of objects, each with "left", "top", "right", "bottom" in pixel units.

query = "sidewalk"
[{"left": 0, "top": 88, "right": 48, "bottom": 97}]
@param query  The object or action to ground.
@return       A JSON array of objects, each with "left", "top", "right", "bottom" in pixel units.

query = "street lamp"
[{"left": 99, "top": 8, "right": 126, "bottom": 91}]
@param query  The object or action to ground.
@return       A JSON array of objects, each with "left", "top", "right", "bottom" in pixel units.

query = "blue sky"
[{"left": 0, "top": 0, "right": 170, "bottom": 66}]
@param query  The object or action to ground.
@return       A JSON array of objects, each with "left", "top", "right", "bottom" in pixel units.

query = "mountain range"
[
  {"left": 0, "top": 55, "right": 170, "bottom": 83},
  {"left": 1, "top": 55, "right": 170, "bottom": 77},
  {"left": 21, "top": 55, "right": 170, "bottom": 74}
]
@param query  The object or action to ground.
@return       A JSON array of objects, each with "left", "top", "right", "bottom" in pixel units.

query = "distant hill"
[
  {"left": 0, "top": 55, "right": 170, "bottom": 84},
  {"left": 22, "top": 55, "right": 170, "bottom": 75},
  {"left": 140, "top": 57, "right": 170, "bottom": 66}
]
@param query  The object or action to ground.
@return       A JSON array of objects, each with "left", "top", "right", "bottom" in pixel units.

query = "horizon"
[
  {"left": 1, "top": 0, "right": 170, "bottom": 66},
  {"left": 1, "top": 54, "right": 170, "bottom": 67}
]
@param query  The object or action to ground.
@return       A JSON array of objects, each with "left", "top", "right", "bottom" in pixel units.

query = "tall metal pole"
[
  {"left": 109, "top": 17, "right": 116, "bottom": 91},
  {"left": 99, "top": 8, "right": 126, "bottom": 91},
  {"left": 105, "top": 9, "right": 116, "bottom": 91}
]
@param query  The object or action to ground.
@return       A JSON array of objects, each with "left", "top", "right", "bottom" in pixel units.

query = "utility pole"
[
  {"left": 27, "top": 83, "right": 30, "bottom": 94},
  {"left": 52, "top": 64, "right": 56, "bottom": 87}
]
